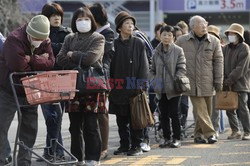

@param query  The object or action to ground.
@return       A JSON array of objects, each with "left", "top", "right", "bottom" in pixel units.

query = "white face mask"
[
  {"left": 76, "top": 20, "right": 91, "bottom": 33},
  {"left": 29, "top": 35, "right": 43, "bottom": 48},
  {"left": 228, "top": 35, "right": 238, "bottom": 43}
]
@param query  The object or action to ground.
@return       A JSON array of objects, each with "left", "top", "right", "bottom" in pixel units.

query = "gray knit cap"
[{"left": 26, "top": 15, "right": 50, "bottom": 40}]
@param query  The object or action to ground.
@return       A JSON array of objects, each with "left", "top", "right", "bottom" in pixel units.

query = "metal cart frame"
[{"left": 9, "top": 71, "right": 78, "bottom": 166}]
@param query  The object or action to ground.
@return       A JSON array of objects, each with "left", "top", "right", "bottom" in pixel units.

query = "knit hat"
[
  {"left": 224, "top": 23, "right": 244, "bottom": 41},
  {"left": 26, "top": 15, "right": 50, "bottom": 40},
  {"left": 115, "top": 11, "right": 136, "bottom": 33},
  {"left": 207, "top": 25, "right": 220, "bottom": 40}
]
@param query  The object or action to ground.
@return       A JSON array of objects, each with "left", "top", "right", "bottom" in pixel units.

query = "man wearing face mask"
[
  {"left": 0, "top": 15, "right": 54, "bottom": 166},
  {"left": 223, "top": 23, "right": 250, "bottom": 140}
]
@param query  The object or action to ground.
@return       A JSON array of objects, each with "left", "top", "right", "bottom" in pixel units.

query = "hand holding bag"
[
  {"left": 76, "top": 56, "right": 108, "bottom": 95},
  {"left": 215, "top": 87, "right": 238, "bottom": 110},
  {"left": 130, "top": 91, "right": 155, "bottom": 129}
]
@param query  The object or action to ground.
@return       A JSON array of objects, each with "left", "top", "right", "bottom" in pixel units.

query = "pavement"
[{"left": 7, "top": 104, "right": 250, "bottom": 166}]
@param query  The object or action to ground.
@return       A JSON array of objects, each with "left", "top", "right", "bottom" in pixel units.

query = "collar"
[
  {"left": 96, "top": 23, "right": 110, "bottom": 33},
  {"left": 187, "top": 31, "right": 211, "bottom": 42}
]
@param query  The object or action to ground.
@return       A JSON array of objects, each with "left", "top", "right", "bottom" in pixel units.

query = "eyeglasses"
[{"left": 197, "top": 21, "right": 208, "bottom": 27}]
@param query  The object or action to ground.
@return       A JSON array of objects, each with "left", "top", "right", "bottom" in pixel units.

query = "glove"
[{"left": 214, "top": 83, "right": 222, "bottom": 92}]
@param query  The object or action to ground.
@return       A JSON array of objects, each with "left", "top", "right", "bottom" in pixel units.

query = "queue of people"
[{"left": 0, "top": 2, "right": 249, "bottom": 166}]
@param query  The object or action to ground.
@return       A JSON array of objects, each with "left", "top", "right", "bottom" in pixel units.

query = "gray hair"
[{"left": 189, "top": 15, "right": 206, "bottom": 29}]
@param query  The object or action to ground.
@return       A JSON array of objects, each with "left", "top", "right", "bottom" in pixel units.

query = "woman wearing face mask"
[
  {"left": 149, "top": 25, "right": 186, "bottom": 148},
  {"left": 223, "top": 23, "right": 250, "bottom": 141},
  {"left": 57, "top": 7, "right": 105, "bottom": 166}
]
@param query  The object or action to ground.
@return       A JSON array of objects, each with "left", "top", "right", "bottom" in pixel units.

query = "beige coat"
[{"left": 175, "top": 32, "right": 223, "bottom": 96}]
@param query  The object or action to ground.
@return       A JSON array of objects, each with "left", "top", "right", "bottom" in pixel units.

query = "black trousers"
[
  {"left": 159, "top": 94, "right": 181, "bottom": 140},
  {"left": 68, "top": 112, "right": 101, "bottom": 162},
  {"left": 115, "top": 104, "right": 143, "bottom": 149}
]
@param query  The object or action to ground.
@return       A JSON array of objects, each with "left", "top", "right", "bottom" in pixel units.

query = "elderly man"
[
  {"left": 176, "top": 15, "right": 223, "bottom": 144},
  {"left": 0, "top": 15, "right": 54, "bottom": 165}
]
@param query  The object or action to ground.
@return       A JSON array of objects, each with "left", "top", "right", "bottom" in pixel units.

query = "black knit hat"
[{"left": 115, "top": 11, "right": 136, "bottom": 33}]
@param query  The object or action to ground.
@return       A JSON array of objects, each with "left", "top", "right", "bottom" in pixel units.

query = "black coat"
[
  {"left": 109, "top": 36, "right": 149, "bottom": 115},
  {"left": 50, "top": 26, "right": 71, "bottom": 69}
]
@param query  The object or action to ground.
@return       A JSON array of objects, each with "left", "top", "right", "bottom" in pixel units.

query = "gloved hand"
[{"left": 214, "top": 83, "right": 222, "bottom": 92}]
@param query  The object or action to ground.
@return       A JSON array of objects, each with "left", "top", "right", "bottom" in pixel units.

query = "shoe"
[
  {"left": 227, "top": 131, "right": 241, "bottom": 140},
  {"left": 207, "top": 135, "right": 218, "bottom": 144},
  {"left": 242, "top": 133, "right": 250, "bottom": 140},
  {"left": 159, "top": 139, "right": 171, "bottom": 148},
  {"left": 36, "top": 154, "right": 52, "bottom": 162},
  {"left": 85, "top": 160, "right": 100, "bottom": 166},
  {"left": 194, "top": 137, "right": 206, "bottom": 144},
  {"left": 127, "top": 147, "right": 143, "bottom": 156},
  {"left": 100, "top": 150, "right": 109, "bottom": 160},
  {"left": 73, "top": 161, "right": 85, "bottom": 166},
  {"left": 170, "top": 139, "right": 181, "bottom": 148},
  {"left": 113, "top": 147, "right": 129, "bottom": 155},
  {"left": 140, "top": 139, "right": 151, "bottom": 152},
  {"left": 4, "top": 155, "right": 12, "bottom": 164}
]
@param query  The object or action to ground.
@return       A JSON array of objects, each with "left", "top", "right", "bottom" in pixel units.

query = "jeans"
[
  {"left": 180, "top": 95, "right": 189, "bottom": 127},
  {"left": 41, "top": 103, "right": 64, "bottom": 156},
  {"left": 0, "top": 89, "right": 38, "bottom": 166}
]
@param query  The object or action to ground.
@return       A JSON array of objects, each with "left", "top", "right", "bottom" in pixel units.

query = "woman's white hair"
[{"left": 189, "top": 15, "right": 206, "bottom": 29}]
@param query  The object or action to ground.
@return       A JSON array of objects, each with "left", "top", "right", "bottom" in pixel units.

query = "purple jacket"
[{"left": 0, "top": 24, "right": 55, "bottom": 95}]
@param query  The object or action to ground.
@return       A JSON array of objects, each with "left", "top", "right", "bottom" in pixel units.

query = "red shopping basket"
[{"left": 21, "top": 70, "right": 78, "bottom": 105}]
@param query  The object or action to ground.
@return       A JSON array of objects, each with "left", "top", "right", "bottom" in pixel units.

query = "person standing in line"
[
  {"left": 38, "top": 2, "right": 71, "bottom": 161},
  {"left": 0, "top": 15, "right": 54, "bottom": 166},
  {"left": 89, "top": 2, "right": 115, "bottom": 160},
  {"left": 176, "top": 20, "right": 189, "bottom": 34},
  {"left": 56, "top": 7, "right": 105, "bottom": 166},
  {"left": 151, "top": 22, "right": 166, "bottom": 49},
  {"left": 150, "top": 25, "right": 186, "bottom": 148},
  {"left": 207, "top": 25, "right": 225, "bottom": 138},
  {"left": 109, "top": 11, "right": 149, "bottom": 156},
  {"left": 243, "top": 30, "right": 250, "bottom": 111},
  {"left": 175, "top": 15, "right": 223, "bottom": 144},
  {"left": 223, "top": 23, "right": 250, "bottom": 140}
]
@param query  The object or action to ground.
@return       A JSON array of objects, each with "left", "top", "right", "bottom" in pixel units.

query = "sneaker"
[
  {"left": 159, "top": 139, "right": 171, "bottom": 148},
  {"left": 170, "top": 139, "right": 181, "bottom": 148},
  {"left": 242, "top": 133, "right": 250, "bottom": 140},
  {"left": 4, "top": 155, "right": 12, "bottom": 164},
  {"left": 207, "top": 135, "right": 218, "bottom": 144},
  {"left": 113, "top": 147, "right": 129, "bottom": 155},
  {"left": 227, "top": 131, "right": 241, "bottom": 140},
  {"left": 140, "top": 139, "right": 151, "bottom": 152},
  {"left": 36, "top": 154, "right": 52, "bottom": 162},
  {"left": 127, "top": 147, "right": 143, "bottom": 156},
  {"left": 100, "top": 150, "right": 110, "bottom": 160},
  {"left": 73, "top": 161, "right": 85, "bottom": 166},
  {"left": 85, "top": 160, "right": 100, "bottom": 166}
]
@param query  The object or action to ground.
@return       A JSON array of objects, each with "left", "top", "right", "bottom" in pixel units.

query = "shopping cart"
[{"left": 9, "top": 70, "right": 79, "bottom": 166}]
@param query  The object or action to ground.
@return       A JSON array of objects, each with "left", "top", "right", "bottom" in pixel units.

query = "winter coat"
[
  {"left": 57, "top": 32, "right": 104, "bottom": 69},
  {"left": 149, "top": 43, "right": 186, "bottom": 100},
  {"left": 175, "top": 32, "right": 223, "bottom": 96},
  {"left": 0, "top": 24, "right": 55, "bottom": 95},
  {"left": 56, "top": 31, "right": 105, "bottom": 113},
  {"left": 223, "top": 43, "right": 250, "bottom": 92},
  {"left": 109, "top": 36, "right": 149, "bottom": 114},
  {"left": 49, "top": 26, "right": 71, "bottom": 69}
]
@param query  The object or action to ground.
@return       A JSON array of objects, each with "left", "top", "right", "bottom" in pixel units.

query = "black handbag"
[{"left": 76, "top": 57, "right": 108, "bottom": 95}]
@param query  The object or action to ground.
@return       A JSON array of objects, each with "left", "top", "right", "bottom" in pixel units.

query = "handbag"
[
  {"left": 159, "top": 55, "right": 190, "bottom": 93},
  {"left": 215, "top": 90, "right": 238, "bottom": 110},
  {"left": 130, "top": 91, "right": 155, "bottom": 129},
  {"left": 76, "top": 56, "right": 108, "bottom": 95}
]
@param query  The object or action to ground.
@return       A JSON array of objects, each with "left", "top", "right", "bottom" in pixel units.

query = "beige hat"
[
  {"left": 207, "top": 25, "right": 220, "bottom": 40},
  {"left": 224, "top": 23, "right": 244, "bottom": 41},
  {"left": 26, "top": 15, "right": 50, "bottom": 40}
]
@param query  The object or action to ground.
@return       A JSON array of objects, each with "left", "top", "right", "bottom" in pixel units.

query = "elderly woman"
[
  {"left": 56, "top": 7, "right": 105, "bottom": 166},
  {"left": 150, "top": 25, "right": 186, "bottom": 148}
]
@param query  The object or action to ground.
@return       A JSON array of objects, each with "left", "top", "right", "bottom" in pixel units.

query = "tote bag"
[
  {"left": 215, "top": 91, "right": 238, "bottom": 110},
  {"left": 130, "top": 91, "right": 154, "bottom": 129}
]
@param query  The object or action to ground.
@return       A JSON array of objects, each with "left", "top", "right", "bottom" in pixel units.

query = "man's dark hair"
[{"left": 89, "top": 3, "right": 108, "bottom": 26}]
